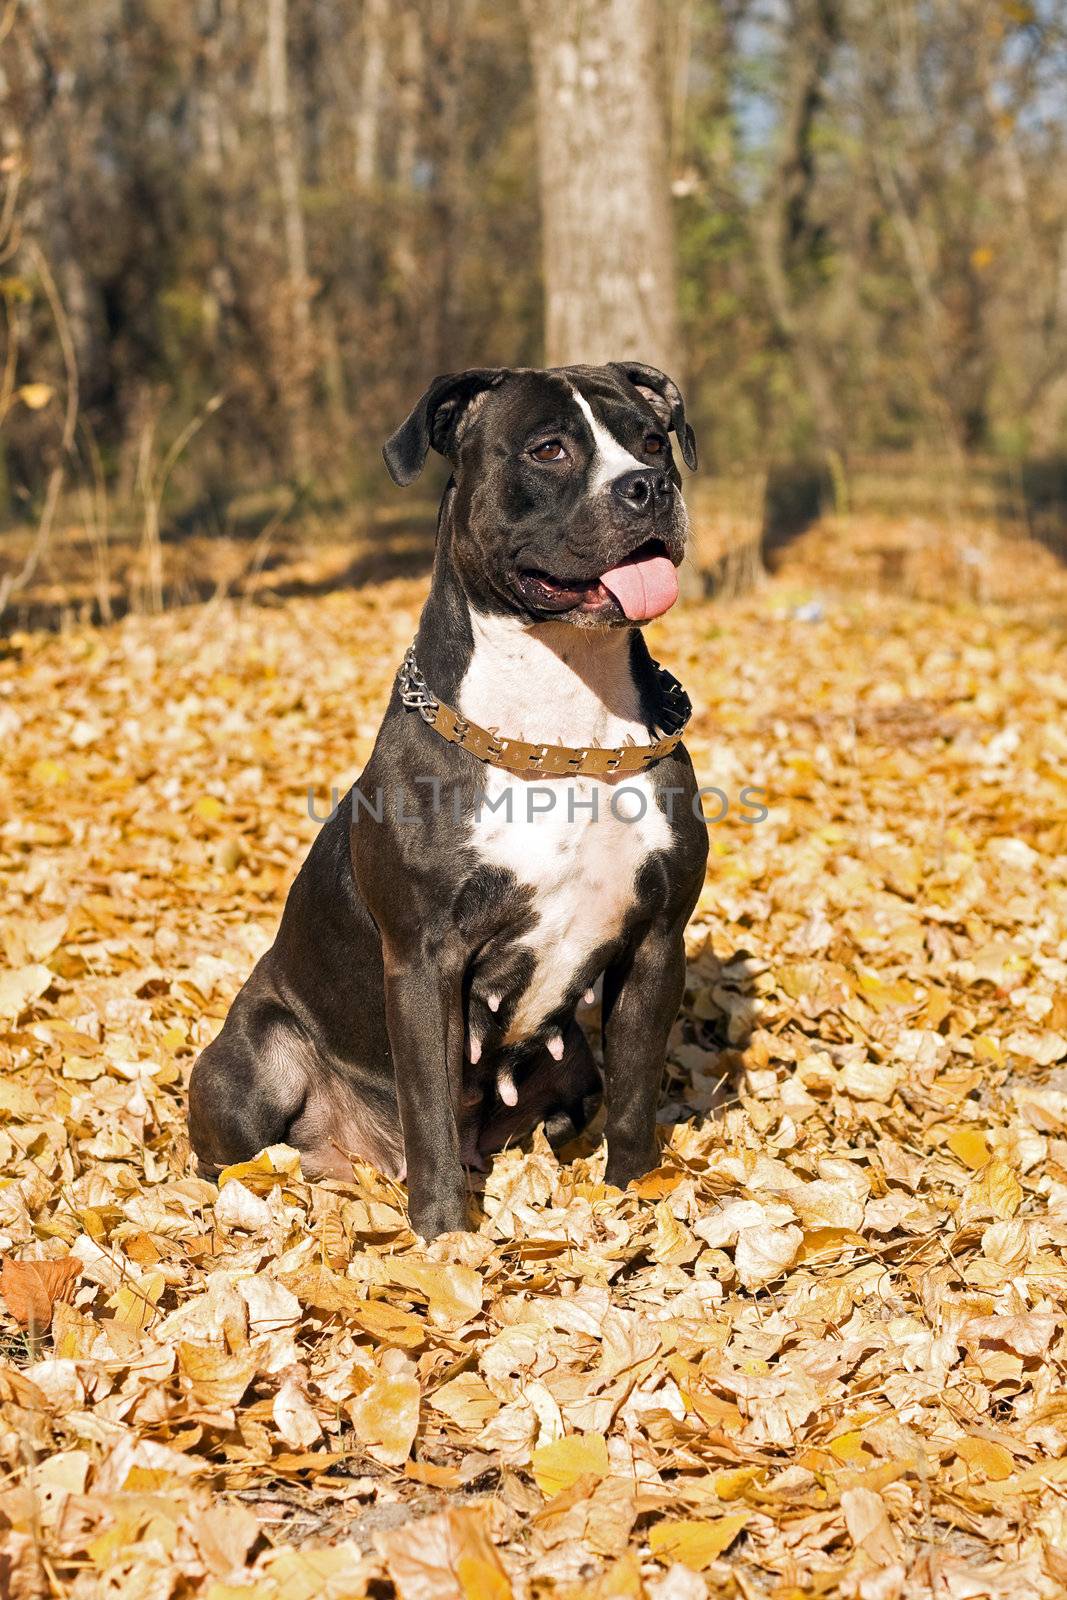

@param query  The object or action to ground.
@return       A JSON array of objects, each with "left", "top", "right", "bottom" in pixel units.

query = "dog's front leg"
[
  {"left": 384, "top": 961, "right": 469, "bottom": 1238},
  {"left": 601, "top": 912, "right": 688, "bottom": 1189}
]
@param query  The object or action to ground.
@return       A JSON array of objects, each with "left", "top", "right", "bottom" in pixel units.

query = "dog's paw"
[{"left": 604, "top": 1143, "right": 658, "bottom": 1192}]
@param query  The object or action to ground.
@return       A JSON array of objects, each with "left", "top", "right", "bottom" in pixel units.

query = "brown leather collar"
[{"left": 397, "top": 646, "right": 692, "bottom": 778}]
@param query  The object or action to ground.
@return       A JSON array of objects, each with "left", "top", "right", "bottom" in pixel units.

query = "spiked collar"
[{"left": 396, "top": 644, "right": 692, "bottom": 778}]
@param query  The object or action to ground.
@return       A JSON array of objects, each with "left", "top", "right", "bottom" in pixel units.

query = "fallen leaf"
[
  {"left": 273, "top": 1372, "right": 323, "bottom": 1448},
  {"left": 0, "top": 963, "right": 52, "bottom": 1021},
  {"left": 348, "top": 1371, "right": 420, "bottom": 1466},
  {"left": 956, "top": 1436, "right": 1014, "bottom": 1481},
  {"left": 379, "top": 1504, "right": 512, "bottom": 1600},
  {"left": 0, "top": 1257, "right": 81, "bottom": 1331},
  {"left": 647, "top": 1516, "right": 749, "bottom": 1569},
  {"left": 840, "top": 1485, "right": 900, "bottom": 1565},
  {"left": 734, "top": 1223, "right": 803, "bottom": 1288},
  {"left": 532, "top": 1432, "right": 610, "bottom": 1497},
  {"left": 179, "top": 1342, "right": 257, "bottom": 1409},
  {"left": 947, "top": 1126, "right": 992, "bottom": 1170},
  {"left": 18, "top": 382, "right": 54, "bottom": 410}
]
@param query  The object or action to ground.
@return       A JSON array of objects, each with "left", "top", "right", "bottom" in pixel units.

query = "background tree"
[{"left": 522, "top": 0, "right": 682, "bottom": 375}]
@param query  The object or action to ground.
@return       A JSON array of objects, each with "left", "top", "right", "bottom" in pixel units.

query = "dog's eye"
[
  {"left": 645, "top": 434, "right": 666, "bottom": 454},
  {"left": 530, "top": 440, "right": 566, "bottom": 463}
]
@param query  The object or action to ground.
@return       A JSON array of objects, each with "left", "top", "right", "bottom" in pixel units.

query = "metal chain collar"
[{"left": 396, "top": 643, "right": 692, "bottom": 779}]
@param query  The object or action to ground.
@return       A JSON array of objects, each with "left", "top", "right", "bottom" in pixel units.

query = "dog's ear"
[
  {"left": 383, "top": 369, "right": 505, "bottom": 486},
  {"left": 609, "top": 361, "right": 698, "bottom": 472}
]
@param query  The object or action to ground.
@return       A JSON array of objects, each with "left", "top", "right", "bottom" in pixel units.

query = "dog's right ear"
[{"left": 383, "top": 369, "right": 505, "bottom": 487}]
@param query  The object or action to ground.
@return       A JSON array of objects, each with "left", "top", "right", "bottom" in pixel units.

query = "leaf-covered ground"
[{"left": 2, "top": 571, "right": 1067, "bottom": 1599}]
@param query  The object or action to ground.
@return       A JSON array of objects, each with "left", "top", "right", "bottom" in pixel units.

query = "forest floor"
[{"left": 1, "top": 531, "right": 1067, "bottom": 1598}]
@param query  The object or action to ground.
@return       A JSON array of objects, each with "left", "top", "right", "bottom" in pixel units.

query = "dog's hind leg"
[
  {"left": 188, "top": 1008, "right": 309, "bottom": 1180},
  {"left": 478, "top": 1022, "right": 601, "bottom": 1160}
]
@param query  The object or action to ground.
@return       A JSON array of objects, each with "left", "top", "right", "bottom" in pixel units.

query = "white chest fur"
[{"left": 457, "top": 613, "right": 672, "bottom": 1041}]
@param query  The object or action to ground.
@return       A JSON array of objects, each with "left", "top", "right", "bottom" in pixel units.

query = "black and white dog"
[{"left": 189, "top": 363, "right": 708, "bottom": 1238}]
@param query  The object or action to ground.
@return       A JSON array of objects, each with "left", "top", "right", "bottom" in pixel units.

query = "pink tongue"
[{"left": 598, "top": 554, "right": 679, "bottom": 621}]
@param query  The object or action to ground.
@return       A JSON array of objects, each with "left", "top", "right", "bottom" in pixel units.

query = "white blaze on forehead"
[{"left": 570, "top": 386, "right": 648, "bottom": 493}]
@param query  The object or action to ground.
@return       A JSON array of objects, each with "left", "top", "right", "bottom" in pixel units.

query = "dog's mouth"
[{"left": 514, "top": 538, "right": 679, "bottom": 623}]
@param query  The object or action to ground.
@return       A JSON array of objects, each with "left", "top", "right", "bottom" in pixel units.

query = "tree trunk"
[
  {"left": 756, "top": 0, "right": 843, "bottom": 455},
  {"left": 354, "top": 0, "right": 388, "bottom": 190},
  {"left": 393, "top": 4, "right": 424, "bottom": 288},
  {"left": 524, "top": 0, "right": 681, "bottom": 376},
  {"left": 265, "top": 0, "right": 313, "bottom": 478}
]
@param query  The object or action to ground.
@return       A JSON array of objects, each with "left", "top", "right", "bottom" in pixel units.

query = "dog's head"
[{"left": 383, "top": 363, "right": 697, "bottom": 626}]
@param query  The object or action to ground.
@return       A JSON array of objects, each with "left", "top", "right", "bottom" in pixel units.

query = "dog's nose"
[{"left": 611, "top": 468, "right": 671, "bottom": 514}]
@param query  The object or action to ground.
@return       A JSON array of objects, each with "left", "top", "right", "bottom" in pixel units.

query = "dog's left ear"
[
  {"left": 383, "top": 369, "right": 506, "bottom": 487},
  {"left": 609, "top": 361, "right": 698, "bottom": 472}
]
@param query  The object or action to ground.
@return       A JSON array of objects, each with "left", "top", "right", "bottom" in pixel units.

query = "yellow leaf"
[
  {"left": 947, "top": 1127, "right": 991, "bottom": 1171},
  {"left": 956, "top": 1436, "right": 1014, "bottom": 1481},
  {"left": 405, "top": 1459, "right": 463, "bottom": 1489},
  {"left": 63, "top": 1054, "right": 103, "bottom": 1082},
  {"left": 797, "top": 1227, "right": 865, "bottom": 1263},
  {"left": 205, "top": 1587, "right": 268, "bottom": 1600},
  {"left": 122, "top": 1465, "right": 182, "bottom": 1491},
  {"left": 985, "top": 1457, "right": 1067, "bottom": 1497},
  {"left": 351, "top": 1298, "right": 429, "bottom": 1349},
  {"left": 107, "top": 1270, "right": 164, "bottom": 1332},
  {"left": 456, "top": 1554, "right": 512, "bottom": 1600},
  {"left": 427, "top": 1372, "right": 500, "bottom": 1429},
  {"left": 29, "top": 757, "right": 70, "bottom": 787},
  {"left": 829, "top": 1430, "right": 873, "bottom": 1464},
  {"left": 968, "top": 1158, "right": 1023, "bottom": 1221},
  {"left": 348, "top": 1372, "right": 420, "bottom": 1466},
  {"left": 630, "top": 1168, "right": 685, "bottom": 1199},
  {"left": 179, "top": 1342, "right": 257, "bottom": 1409},
  {"left": 532, "top": 1432, "right": 610, "bottom": 1497},
  {"left": 0, "top": 963, "right": 52, "bottom": 1021},
  {"left": 648, "top": 1516, "right": 748, "bottom": 1569},
  {"left": 841, "top": 1485, "right": 899, "bottom": 1565},
  {"left": 714, "top": 1467, "right": 764, "bottom": 1501},
  {"left": 386, "top": 1259, "right": 484, "bottom": 1328},
  {"left": 217, "top": 1143, "right": 302, "bottom": 1193},
  {"left": 18, "top": 382, "right": 53, "bottom": 410},
  {"left": 256, "top": 1545, "right": 371, "bottom": 1600}
]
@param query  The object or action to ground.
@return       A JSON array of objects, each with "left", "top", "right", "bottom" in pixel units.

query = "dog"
[{"left": 188, "top": 363, "right": 709, "bottom": 1238}]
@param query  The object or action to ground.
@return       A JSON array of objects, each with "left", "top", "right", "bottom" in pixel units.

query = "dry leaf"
[
  {"left": 841, "top": 1486, "right": 900, "bottom": 1566},
  {"left": 956, "top": 1436, "right": 1014, "bottom": 1481},
  {"left": 387, "top": 1259, "right": 485, "bottom": 1328},
  {"left": 273, "top": 1372, "right": 323, "bottom": 1448},
  {"left": 947, "top": 1126, "right": 992, "bottom": 1171},
  {"left": 179, "top": 1342, "right": 257, "bottom": 1409},
  {"left": 215, "top": 1179, "right": 274, "bottom": 1232},
  {"left": 647, "top": 1516, "right": 749, "bottom": 1569},
  {"left": 379, "top": 1505, "right": 512, "bottom": 1600},
  {"left": 0, "top": 963, "right": 52, "bottom": 1021},
  {"left": 4, "top": 536, "right": 1067, "bottom": 1599},
  {"left": 733, "top": 1223, "right": 803, "bottom": 1288},
  {"left": 962, "top": 1158, "right": 1023, "bottom": 1221},
  {"left": 348, "top": 1372, "right": 420, "bottom": 1466},
  {"left": 18, "top": 382, "right": 54, "bottom": 410},
  {"left": 0, "top": 1257, "right": 81, "bottom": 1331},
  {"left": 217, "top": 1144, "right": 303, "bottom": 1192},
  {"left": 532, "top": 1432, "right": 610, "bottom": 1496}
]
